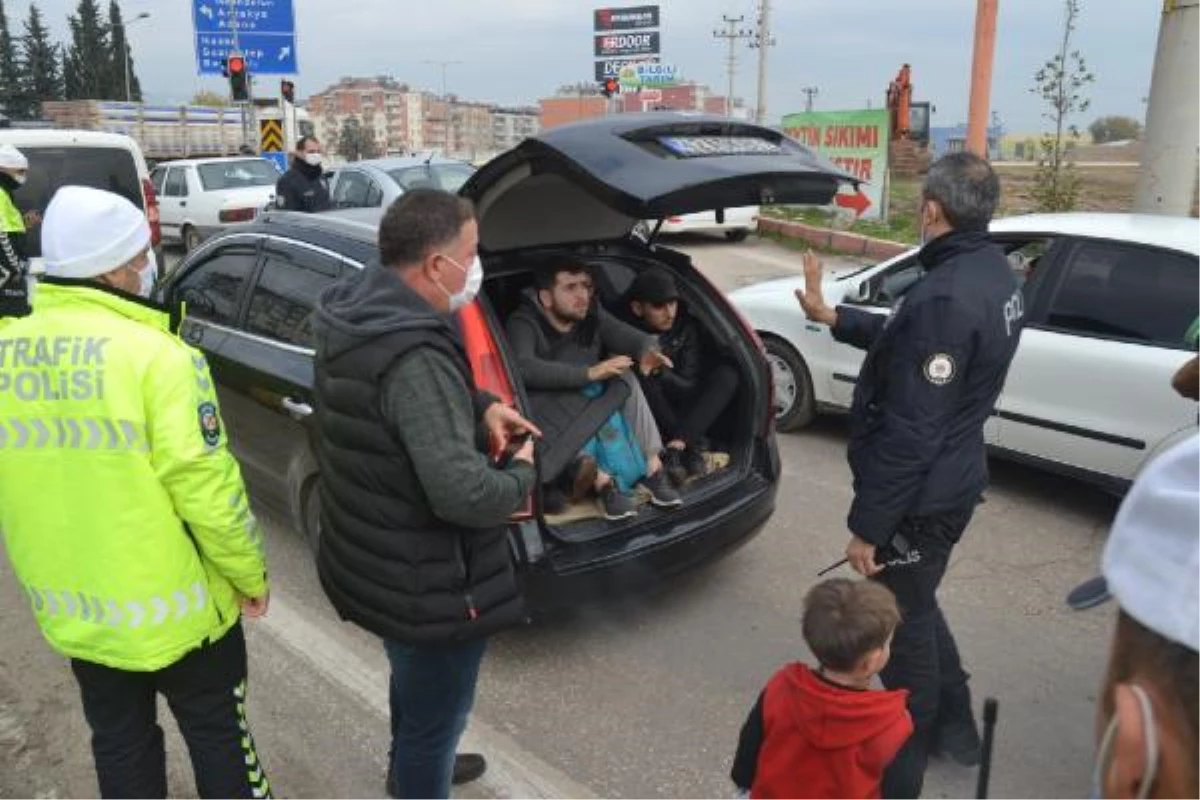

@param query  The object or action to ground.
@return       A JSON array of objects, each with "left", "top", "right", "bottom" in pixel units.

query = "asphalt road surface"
[{"left": 3, "top": 234, "right": 1117, "bottom": 798}]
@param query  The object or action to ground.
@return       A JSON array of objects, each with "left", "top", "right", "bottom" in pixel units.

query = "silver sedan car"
[{"left": 326, "top": 155, "right": 476, "bottom": 210}]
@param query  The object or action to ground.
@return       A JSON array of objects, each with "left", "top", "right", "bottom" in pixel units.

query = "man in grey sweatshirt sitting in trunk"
[{"left": 506, "top": 259, "right": 682, "bottom": 520}]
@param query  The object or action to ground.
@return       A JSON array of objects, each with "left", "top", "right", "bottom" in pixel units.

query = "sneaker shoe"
[
  {"left": 639, "top": 470, "right": 683, "bottom": 508},
  {"left": 452, "top": 753, "right": 487, "bottom": 785},
  {"left": 1066, "top": 575, "right": 1110, "bottom": 610},
  {"left": 680, "top": 444, "right": 708, "bottom": 478},
  {"left": 600, "top": 483, "right": 638, "bottom": 520},
  {"left": 563, "top": 455, "right": 600, "bottom": 503},
  {"left": 661, "top": 447, "right": 689, "bottom": 487},
  {"left": 931, "top": 718, "right": 982, "bottom": 767},
  {"left": 387, "top": 753, "right": 488, "bottom": 796}
]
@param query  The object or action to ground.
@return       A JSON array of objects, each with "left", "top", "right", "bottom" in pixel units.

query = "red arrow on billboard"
[{"left": 834, "top": 189, "right": 872, "bottom": 218}]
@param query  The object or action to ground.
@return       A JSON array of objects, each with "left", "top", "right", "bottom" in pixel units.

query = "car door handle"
[
  {"left": 179, "top": 201, "right": 187, "bottom": 207},
  {"left": 280, "top": 397, "right": 313, "bottom": 419}
]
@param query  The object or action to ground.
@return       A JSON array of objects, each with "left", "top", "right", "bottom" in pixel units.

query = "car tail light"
[
  {"left": 141, "top": 178, "right": 161, "bottom": 247},
  {"left": 219, "top": 207, "right": 258, "bottom": 223},
  {"left": 458, "top": 300, "right": 533, "bottom": 520},
  {"left": 667, "top": 216, "right": 682, "bottom": 223}
]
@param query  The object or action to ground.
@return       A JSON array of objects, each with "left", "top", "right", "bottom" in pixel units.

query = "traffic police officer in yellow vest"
[
  {"left": 0, "top": 144, "right": 31, "bottom": 318},
  {"left": 0, "top": 186, "right": 272, "bottom": 799}
]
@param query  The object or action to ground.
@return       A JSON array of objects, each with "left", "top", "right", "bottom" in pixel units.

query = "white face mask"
[
  {"left": 137, "top": 260, "right": 157, "bottom": 299},
  {"left": 438, "top": 254, "right": 483, "bottom": 312},
  {"left": 303, "top": 153, "right": 322, "bottom": 167},
  {"left": 12, "top": 173, "right": 26, "bottom": 186}
]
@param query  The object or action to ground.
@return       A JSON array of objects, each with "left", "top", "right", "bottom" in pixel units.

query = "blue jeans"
[{"left": 383, "top": 637, "right": 488, "bottom": 799}]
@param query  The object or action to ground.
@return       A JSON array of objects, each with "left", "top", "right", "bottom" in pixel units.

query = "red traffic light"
[
  {"left": 600, "top": 78, "right": 620, "bottom": 98},
  {"left": 227, "top": 55, "right": 246, "bottom": 74}
]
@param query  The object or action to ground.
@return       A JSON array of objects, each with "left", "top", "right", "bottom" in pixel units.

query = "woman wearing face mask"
[
  {"left": 1069, "top": 433, "right": 1198, "bottom": 799},
  {"left": 274, "top": 135, "right": 333, "bottom": 213},
  {"left": 0, "top": 144, "right": 31, "bottom": 318}
]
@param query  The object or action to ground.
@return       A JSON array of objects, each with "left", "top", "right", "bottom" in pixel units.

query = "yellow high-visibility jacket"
[{"left": 0, "top": 281, "right": 268, "bottom": 671}]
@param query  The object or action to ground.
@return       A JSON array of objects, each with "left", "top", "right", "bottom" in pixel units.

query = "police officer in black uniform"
[
  {"left": 797, "top": 151, "right": 1024, "bottom": 798},
  {"left": 274, "top": 136, "right": 332, "bottom": 213}
]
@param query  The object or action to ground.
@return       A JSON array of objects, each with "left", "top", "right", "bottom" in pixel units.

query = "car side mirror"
[{"left": 846, "top": 280, "right": 872, "bottom": 304}]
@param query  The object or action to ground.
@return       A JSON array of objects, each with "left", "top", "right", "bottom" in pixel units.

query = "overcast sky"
[{"left": 21, "top": 0, "right": 1161, "bottom": 132}]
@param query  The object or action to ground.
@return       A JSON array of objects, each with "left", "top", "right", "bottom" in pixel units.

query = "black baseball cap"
[{"left": 628, "top": 268, "right": 679, "bottom": 304}]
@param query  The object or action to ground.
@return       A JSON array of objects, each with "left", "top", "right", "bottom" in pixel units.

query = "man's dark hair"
[
  {"left": 802, "top": 578, "right": 901, "bottom": 672},
  {"left": 295, "top": 135, "right": 319, "bottom": 153},
  {"left": 1105, "top": 610, "right": 1199, "bottom": 758},
  {"left": 379, "top": 188, "right": 476, "bottom": 268},
  {"left": 921, "top": 151, "right": 1001, "bottom": 231},
  {"left": 534, "top": 257, "right": 591, "bottom": 292}
]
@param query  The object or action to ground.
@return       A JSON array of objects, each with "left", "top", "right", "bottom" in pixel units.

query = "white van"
[{"left": 0, "top": 129, "right": 163, "bottom": 272}]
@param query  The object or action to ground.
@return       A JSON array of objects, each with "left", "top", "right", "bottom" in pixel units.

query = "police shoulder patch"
[
  {"left": 923, "top": 353, "right": 956, "bottom": 386},
  {"left": 198, "top": 401, "right": 221, "bottom": 446}
]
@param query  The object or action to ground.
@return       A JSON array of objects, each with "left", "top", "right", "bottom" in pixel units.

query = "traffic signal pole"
[{"left": 1134, "top": 0, "right": 1199, "bottom": 215}]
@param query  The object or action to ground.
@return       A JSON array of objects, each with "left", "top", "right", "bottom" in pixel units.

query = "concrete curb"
[
  {"left": 757, "top": 217, "right": 910, "bottom": 261},
  {"left": 260, "top": 598, "right": 596, "bottom": 800}
]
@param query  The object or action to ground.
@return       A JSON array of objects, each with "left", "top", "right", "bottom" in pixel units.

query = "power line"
[{"left": 712, "top": 14, "right": 752, "bottom": 118}]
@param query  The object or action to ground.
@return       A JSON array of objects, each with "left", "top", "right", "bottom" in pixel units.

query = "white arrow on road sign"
[
  {"left": 278, "top": 45, "right": 291, "bottom": 61},
  {"left": 200, "top": 3, "right": 213, "bottom": 20}
]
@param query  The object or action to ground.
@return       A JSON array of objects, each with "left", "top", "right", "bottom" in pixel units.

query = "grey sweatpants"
[{"left": 619, "top": 371, "right": 663, "bottom": 458}]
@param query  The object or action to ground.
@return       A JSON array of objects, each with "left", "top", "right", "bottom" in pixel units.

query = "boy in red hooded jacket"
[{"left": 732, "top": 579, "right": 913, "bottom": 799}]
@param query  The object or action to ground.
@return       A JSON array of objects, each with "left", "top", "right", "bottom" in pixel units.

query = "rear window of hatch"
[{"left": 13, "top": 146, "right": 143, "bottom": 258}]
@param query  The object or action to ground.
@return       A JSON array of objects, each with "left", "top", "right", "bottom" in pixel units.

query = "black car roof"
[{"left": 247, "top": 210, "right": 380, "bottom": 264}]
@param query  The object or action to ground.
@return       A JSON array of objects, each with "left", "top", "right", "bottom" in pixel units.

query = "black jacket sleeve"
[
  {"left": 658, "top": 319, "right": 703, "bottom": 396},
  {"left": 847, "top": 295, "right": 976, "bottom": 544},
  {"left": 832, "top": 305, "right": 888, "bottom": 351},
  {"left": 0, "top": 229, "right": 30, "bottom": 318},
  {"left": 274, "top": 172, "right": 304, "bottom": 211},
  {"left": 731, "top": 690, "right": 766, "bottom": 791}
]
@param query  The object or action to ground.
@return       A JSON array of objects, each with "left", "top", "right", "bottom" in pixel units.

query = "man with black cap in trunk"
[{"left": 623, "top": 267, "right": 739, "bottom": 484}]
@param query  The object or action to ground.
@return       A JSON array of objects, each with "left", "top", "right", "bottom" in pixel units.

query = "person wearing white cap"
[
  {"left": 0, "top": 185, "right": 273, "bottom": 798},
  {"left": 0, "top": 143, "right": 31, "bottom": 318},
  {"left": 1070, "top": 433, "right": 1199, "bottom": 798}
]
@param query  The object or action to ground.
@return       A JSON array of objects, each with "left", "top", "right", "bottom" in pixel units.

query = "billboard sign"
[
  {"left": 594, "top": 31, "right": 659, "bottom": 58},
  {"left": 781, "top": 109, "right": 890, "bottom": 220},
  {"left": 593, "top": 5, "right": 660, "bottom": 31},
  {"left": 617, "top": 61, "right": 677, "bottom": 89},
  {"left": 595, "top": 56, "right": 659, "bottom": 82}
]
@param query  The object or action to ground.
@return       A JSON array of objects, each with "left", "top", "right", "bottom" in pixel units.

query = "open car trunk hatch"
[{"left": 462, "top": 113, "right": 856, "bottom": 255}]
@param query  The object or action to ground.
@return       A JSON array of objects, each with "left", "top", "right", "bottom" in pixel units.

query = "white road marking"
[{"left": 258, "top": 597, "right": 596, "bottom": 799}]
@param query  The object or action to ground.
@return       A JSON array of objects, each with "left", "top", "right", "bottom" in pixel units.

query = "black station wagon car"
[{"left": 160, "top": 113, "right": 853, "bottom": 609}]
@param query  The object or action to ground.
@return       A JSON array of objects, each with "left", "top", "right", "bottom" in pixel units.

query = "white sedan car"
[
  {"left": 643, "top": 206, "right": 759, "bottom": 242},
  {"left": 150, "top": 157, "right": 280, "bottom": 251},
  {"left": 731, "top": 213, "right": 1199, "bottom": 492}
]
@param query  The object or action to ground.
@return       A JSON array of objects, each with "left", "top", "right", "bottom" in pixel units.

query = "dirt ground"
[{"left": 995, "top": 164, "right": 1141, "bottom": 216}]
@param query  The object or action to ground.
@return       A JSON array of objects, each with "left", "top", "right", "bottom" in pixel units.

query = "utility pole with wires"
[
  {"left": 802, "top": 86, "right": 818, "bottom": 112},
  {"left": 712, "top": 14, "right": 752, "bottom": 118},
  {"left": 423, "top": 59, "right": 462, "bottom": 155},
  {"left": 748, "top": 0, "right": 776, "bottom": 124}
]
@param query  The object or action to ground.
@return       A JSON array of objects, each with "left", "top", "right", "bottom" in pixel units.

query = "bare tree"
[{"left": 1030, "top": 0, "right": 1094, "bottom": 211}]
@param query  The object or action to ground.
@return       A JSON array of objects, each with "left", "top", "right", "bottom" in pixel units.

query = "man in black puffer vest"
[{"left": 312, "top": 189, "right": 538, "bottom": 799}]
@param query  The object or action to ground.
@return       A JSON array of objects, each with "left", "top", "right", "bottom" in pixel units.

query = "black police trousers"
[
  {"left": 873, "top": 506, "right": 977, "bottom": 799},
  {"left": 70, "top": 621, "right": 271, "bottom": 799}
]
